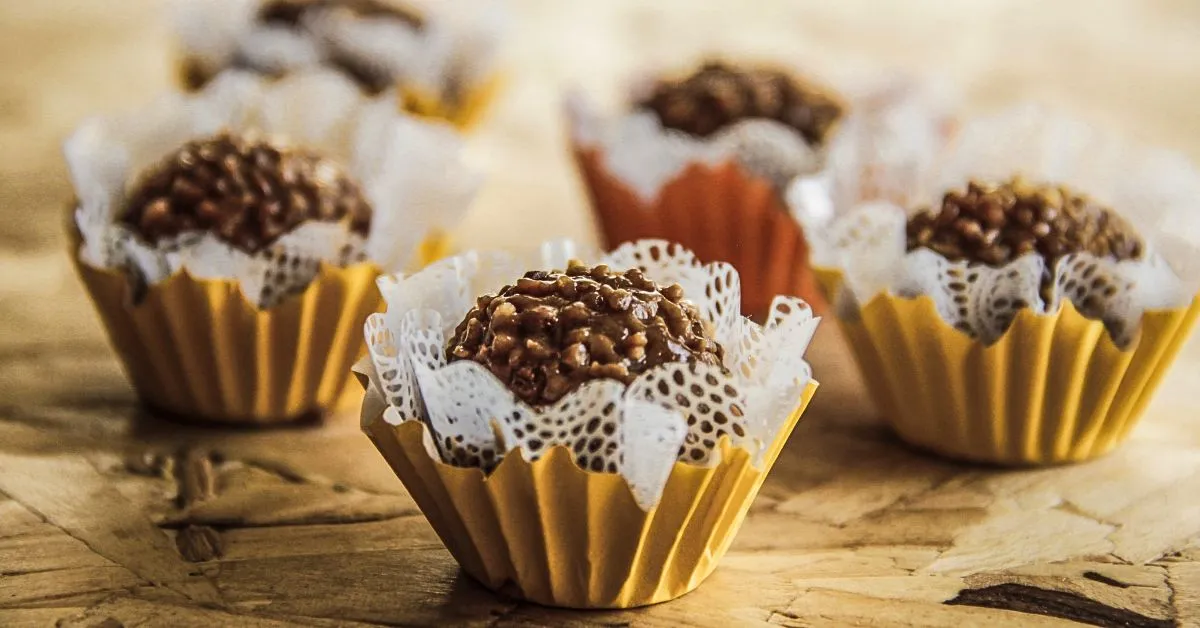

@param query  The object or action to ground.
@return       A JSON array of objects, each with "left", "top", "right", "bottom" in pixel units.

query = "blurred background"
[{"left": 1, "top": 0, "right": 1199, "bottom": 346}]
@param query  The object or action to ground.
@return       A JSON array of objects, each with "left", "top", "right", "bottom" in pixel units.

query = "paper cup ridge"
[
  {"left": 822, "top": 268, "right": 1200, "bottom": 464},
  {"left": 575, "top": 147, "right": 826, "bottom": 319},
  {"left": 363, "top": 380, "right": 818, "bottom": 608}
]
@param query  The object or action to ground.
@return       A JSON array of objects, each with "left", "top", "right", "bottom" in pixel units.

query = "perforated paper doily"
[
  {"left": 360, "top": 239, "right": 819, "bottom": 510},
  {"left": 170, "top": 0, "right": 506, "bottom": 107},
  {"left": 792, "top": 105, "right": 1200, "bottom": 347},
  {"left": 64, "top": 69, "right": 479, "bottom": 308}
]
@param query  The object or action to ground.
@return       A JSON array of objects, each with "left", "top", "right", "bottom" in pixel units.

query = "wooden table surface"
[{"left": 3, "top": 1, "right": 1200, "bottom": 626}]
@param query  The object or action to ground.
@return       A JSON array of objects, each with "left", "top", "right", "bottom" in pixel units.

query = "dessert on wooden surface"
[
  {"left": 569, "top": 59, "right": 951, "bottom": 320},
  {"left": 796, "top": 105, "right": 1200, "bottom": 465},
  {"left": 65, "top": 69, "right": 478, "bottom": 425},
  {"left": 171, "top": 0, "right": 506, "bottom": 129},
  {"left": 357, "top": 239, "right": 819, "bottom": 608}
]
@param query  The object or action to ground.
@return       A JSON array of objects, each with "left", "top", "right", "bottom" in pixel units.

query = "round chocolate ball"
[
  {"left": 446, "top": 261, "right": 726, "bottom": 406},
  {"left": 258, "top": 0, "right": 424, "bottom": 29},
  {"left": 638, "top": 61, "right": 845, "bottom": 147},
  {"left": 906, "top": 177, "right": 1144, "bottom": 269},
  {"left": 250, "top": 0, "right": 425, "bottom": 94},
  {"left": 122, "top": 132, "right": 372, "bottom": 254}
]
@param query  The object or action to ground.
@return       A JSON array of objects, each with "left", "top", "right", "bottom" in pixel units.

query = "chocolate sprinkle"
[
  {"left": 122, "top": 132, "right": 372, "bottom": 254},
  {"left": 906, "top": 177, "right": 1144, "bottom": 269},
  {"left": 638, "top": 61, "right": 845, "bottom": 147},
  {"left": 252, "top": 0, "right": 424, "bottom": 94},
  {"left": 258, "top": 0, "right": 423, "bottom": 30},
  {"left": 446, "top": 261, "right": 726, "bottom": 406}
]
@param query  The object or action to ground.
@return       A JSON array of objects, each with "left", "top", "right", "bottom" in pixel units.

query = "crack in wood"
[
  {"left": 1056, "top": 500, "right": 1121, "bottom": 531},
  {"left": 1083, "top": 571, "right": 1132, "bottom": 589},
  {"left": 1161, "top": 563, "right": 1180, "bottom": 626},
  {"left": 946, "top": 583, "right": 1173, "bottom": 628},
  {"left": 240, "top": 457, "right": 316, "bottom": 485},
  {"left": 0, "top": 453, "right": 224, "bottom": 606}
]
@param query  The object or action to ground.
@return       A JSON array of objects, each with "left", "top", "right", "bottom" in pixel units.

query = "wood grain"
[{"left": 2, "top": 0, "right": 1199, "bottom": 626}]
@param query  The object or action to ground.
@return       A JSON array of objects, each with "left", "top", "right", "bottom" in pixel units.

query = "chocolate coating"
[
  {"left": 446, "top": 261, "right": 726, "bottom": 406},
  {"left": 249, "top": 0, "right": 424, "bottom": 94},
  {"left": 638, "top": 61, "right": 845, "bottom": 147},
  {"left": 122, "top": 132, "right": 371, "bottom": 254},
  {"left": 906, "top": 177, "right": 1144, "bottom": 268},
  {"left": 258, "top": 0, "right": 424, "bottom": 29}
]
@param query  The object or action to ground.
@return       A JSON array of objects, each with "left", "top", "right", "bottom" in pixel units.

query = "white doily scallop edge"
[
  {"left": 360, "top": 239, "right": 819, "bottom": 510},
  {"left": 64, "top": 69, "right": 479, "bottom": 308}
]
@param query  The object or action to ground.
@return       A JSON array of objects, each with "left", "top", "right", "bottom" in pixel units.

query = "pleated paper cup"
[
  {"left": 177, "top": 59, "right": 502, "bottom": 133},
  {"left": 398, "top": 74, "right": 504, "bottom": 132},
  {"left": 74, "top": 255, "right": 381, "bottom": 425},
  {"left": 575, "top": 148, "right": 826, "bottom": 319},
  {"left": 822, "top": 268, "right": 1200, "bottom": 465},
  {"left": 361, "top": 379, "right": 818, "bottom": 609}
]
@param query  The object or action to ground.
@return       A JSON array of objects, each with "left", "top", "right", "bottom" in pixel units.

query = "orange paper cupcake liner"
[
  {"left": 361, "top": 379, "right": 818, "bottom": 608},
  {"left": 821, "top": 268, "right": 1200, "bottom": 465},
  {"left": 574, "top": 148, "right": 826, "bottom": 319}
]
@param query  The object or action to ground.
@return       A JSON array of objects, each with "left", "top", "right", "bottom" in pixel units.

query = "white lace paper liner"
[
  {"left": 793, "top": 105, "right": 1200, "bottom": 347},
  {"left": 360, "top": 239, "right": 819, "bottom": 510},
  {"left": 170, "top": 0, "right": 506, "bottom": 105},
  {"left": 567, "top": 72, "right": 954, "bottom": 208},
  {"left": 787, "top": 74, "right": 956, "bottom": 230},
  {"left": 64, "top": 69, "right": 479, "bottom": 308},
  {"left": 566, "top": 92, "right": 822, "bottom": 202}
]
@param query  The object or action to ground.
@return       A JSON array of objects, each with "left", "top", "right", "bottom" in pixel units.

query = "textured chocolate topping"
[
  {"left": 638, "top": 61, "right": 845, "bottom": 146},
  {"left": 251, "top": 0, "right": 424, "bottom": 94},
  {"left": 122, "top": 132, "right": 371, "bottom": 254},
  {"left": 447, "top": 261, "right": 726, "bottom": 406},
  {"left": 905, "top": 177, "right": 1144, "bottom": 268},
  {"left": 258, "top": 0, "right": 423, "bottom": 30}
]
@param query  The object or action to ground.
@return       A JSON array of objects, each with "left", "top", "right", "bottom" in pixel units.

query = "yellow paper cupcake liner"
[
  {"left": 69, "top": 218, "right": 451, "bottom": 425},
  {"left": 821, "top": 268, "right": 1200, "bottom": 465},
  {"left": 362, "top": 380, "right": 818, "bottom": 608},
  {"left": 399, "top": 74, "right": 504, "bottom": 132},
  {"left": 415, "top": 228, "right": 455, "bottom": 266},
  {"left": 74, "top": 258, "right": 382, "bottom": 425}
]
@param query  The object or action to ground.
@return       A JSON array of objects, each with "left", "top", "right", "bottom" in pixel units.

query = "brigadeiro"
[
  {"left": 358, "top": 240, "right": 820, "bottom": 608},
  {"left": 906, "top": 177, "right": 1144, "bottom": 311},
  {"left": 170, "top": 0, "right": 506, "bottom": 129},
  {"left": 569, "top": 59, "right": 952, "bottom": 319},
  {"left": 66, "top": 70, "right": 479, "bottom": 425},
  {"left": 447, "top": 261, "right": 725, "bottom": 406},
  {"left": 640, "top": 61, "right": 844, "bottom": 153},
  {"left": 797, "top": 105, "right": 1200, "bottom": 465},
  {"left": 125, "top": 131, "right": 372, "bottom": 253}
]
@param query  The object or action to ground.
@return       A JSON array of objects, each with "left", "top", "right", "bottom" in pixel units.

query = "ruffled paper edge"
[
  {"left": 796, "top": 104, "right": 1200, "bottom": 347},
  {"left": 169, "top": 0, "right": 507, "bottom": 105},
  {"left": 360, "top": 239, "right": 821, "bottom": 510},
  {"left": 63, "top": 69, "right": 480, "bottom": 307}
]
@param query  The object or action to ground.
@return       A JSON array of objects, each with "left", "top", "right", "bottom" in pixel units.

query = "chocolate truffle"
[
  {"left": 905, "top": 177, "right": 1144, "bottom": 268},
  {"left": 122, "top": 132, "right": 372, "bottom": 254},
  {"left": 638, "top": 61, "right": 845, "bottom": 147},
  {"left": 247, "top": 0, "right": 425, "bottom": 94},
  {"left": 258, "top": 0, "right": 423, "bottom": 29},
  {"left": 446, "top": 261, "right": 726, "bottom": 406}
]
